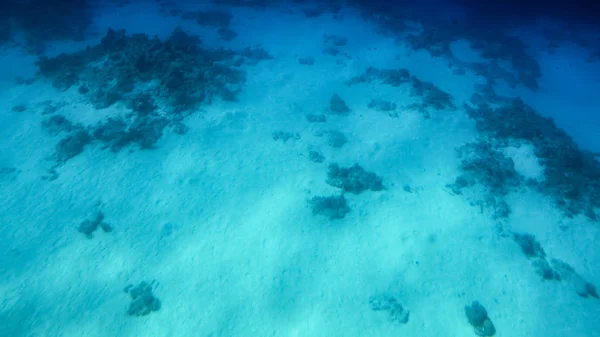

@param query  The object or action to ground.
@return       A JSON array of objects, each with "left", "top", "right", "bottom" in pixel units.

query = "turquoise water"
[{"left": 1, "top": 1, "right": 599, "bottom": 336}]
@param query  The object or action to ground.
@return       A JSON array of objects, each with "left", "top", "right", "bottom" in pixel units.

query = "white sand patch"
[{"left": 503, "top": 142, "right": 545, "bottom": 181}]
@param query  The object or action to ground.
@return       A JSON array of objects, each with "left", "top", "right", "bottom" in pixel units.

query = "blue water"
[{"left": 1, "top": 1, "right": 599, "bottom": 336}]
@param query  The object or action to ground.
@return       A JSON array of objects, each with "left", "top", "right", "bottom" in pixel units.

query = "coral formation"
[
  {"left": 466, "top": 91, "right": 600, "bottom": 220},
  {"left": 34, "top": 27, "right": 272, "bottom": 166}
]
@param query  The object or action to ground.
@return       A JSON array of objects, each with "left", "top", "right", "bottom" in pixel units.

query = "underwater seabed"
[{"left": 0, "top": 0, "right": 599, "bottom": 336}]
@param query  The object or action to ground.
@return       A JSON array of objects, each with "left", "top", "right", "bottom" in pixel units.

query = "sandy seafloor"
[{"left": 1, "top": 1, "right": 600, "bottom": 337}]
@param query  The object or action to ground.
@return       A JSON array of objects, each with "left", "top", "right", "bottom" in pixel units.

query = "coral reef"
[
  {"left": 446, "top": 141, "right": 521, "bottom": 219},
  {"left": 37, "top": 28, "right": 271, "bottom": 112},
  {"left": 34, "top": 28, "right": 272, "bottom": 166},
  {"left": 77, "top": 211, "right": 112, "bottom": 238},
  {"left": 451, "top": 141, "right": 521, "bottom": 196},
  {"left": 466, "top": 91, "right": 600, "bottom": 220},
  {"left": 349, "top": 1, "right": 542, "bottom": 89}
]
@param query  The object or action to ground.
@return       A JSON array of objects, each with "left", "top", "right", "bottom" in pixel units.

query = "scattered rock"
[
  {"left": 447, "top": 175, "right": 468, "bottom": 195},
  {"left": 41, "top": 101, "right": 65, "bottom": 115},
  {"left": 328, "top": 94, "right": 351, "bottom": 115},
  {"left": 298, "top": 57, "right": 315, "bottom": 65},
  {"left": 309, "top": 195, "right": 350, "bottom": 220},
  {"left": 11, "top": 104, "right": 27, "bottom": 112},
  {"left": 491, "top": 199, "right": 511, "bottom": 219},
  {"left": 78, "top": 85, "right": 90, "bottom": 94},
  {"left": 124, "top": 281, "right": 161, "bottom": 317},
  {"left": 513, "top": 232, "right": 546, "bottom": 259},
  {"left": 92, "top": 116, "right": 169, "bottom": 152},
  {"left": 0, "top": 167, "right": 17, "bottom": 175},
  {"left": 325, "top": 130, "right": 347, "bottom": 148},
  {"left": 368, "top": 99, "right": 396, "bottom": 112},
  {"left": 308, "top": 150, "right": 324, "bottom": 163},
  {"left": 14, "top": 77, "right": 35, "bottom": 85},
  {"left": 510, "top": 233, "right": 597, "bottom": 297},
  {"left": 0, "top": 167, "right": 19, "bottom": 181},
  {"left": 551, "top": 259, "right": 599, "bottom": 299},
  {"left": 326, "top": 163, "right": 383, "bottom": 193},
  {"left": 465, "top": 301, "right": 496, "bottom": 337},
  {"left": 55, "top": 130, "right": 92, "bottom": 163},
  {"left": 127, "top": 116, "right": 170, "bottom": 149},
  {"left": 272, "top": 131, "right": 300, "bottom": 142},
  {"left": 218, "top": 27, "right": 237, "bottom": 41},
  {"left": 323, "top": 34, "right": 347, "bottom": 47},
  {"left": 322, "top": 46, "right": 340, "bottom": 56},
  {"left": 41, "top": 167, "right": 59, "bottom": 181},
  {"left": 92, "top": 118, "right": 127, "bottom": 149},
  {"left": 306, "top": 113, "right": 326, "bottom": 123},
  {"left": 532, "top": 258, "right": 561, "bottom": 281},
  {"left": 127, "top": 93, "right": 157, "bottom": 116},
  {"left": 369, "top": 293, "right": 410, "bottom": 324},
  {"left": 41, "top": 115, "right": 74, "bottom": 136},
  {"left": 77, "top": 211, "right": 112, "bottom": 238},
  {"left": 171, "top": 121, "right": 189, "bottom": 135},
  {"left": 78, "top": 220, "right": 98, "bottom": 236},
  {"left": 346, "top": 67, "right": 411, "bottom": 87},
  {"left": 410, "top": 77, "right": 456, "bottom": 111}
]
